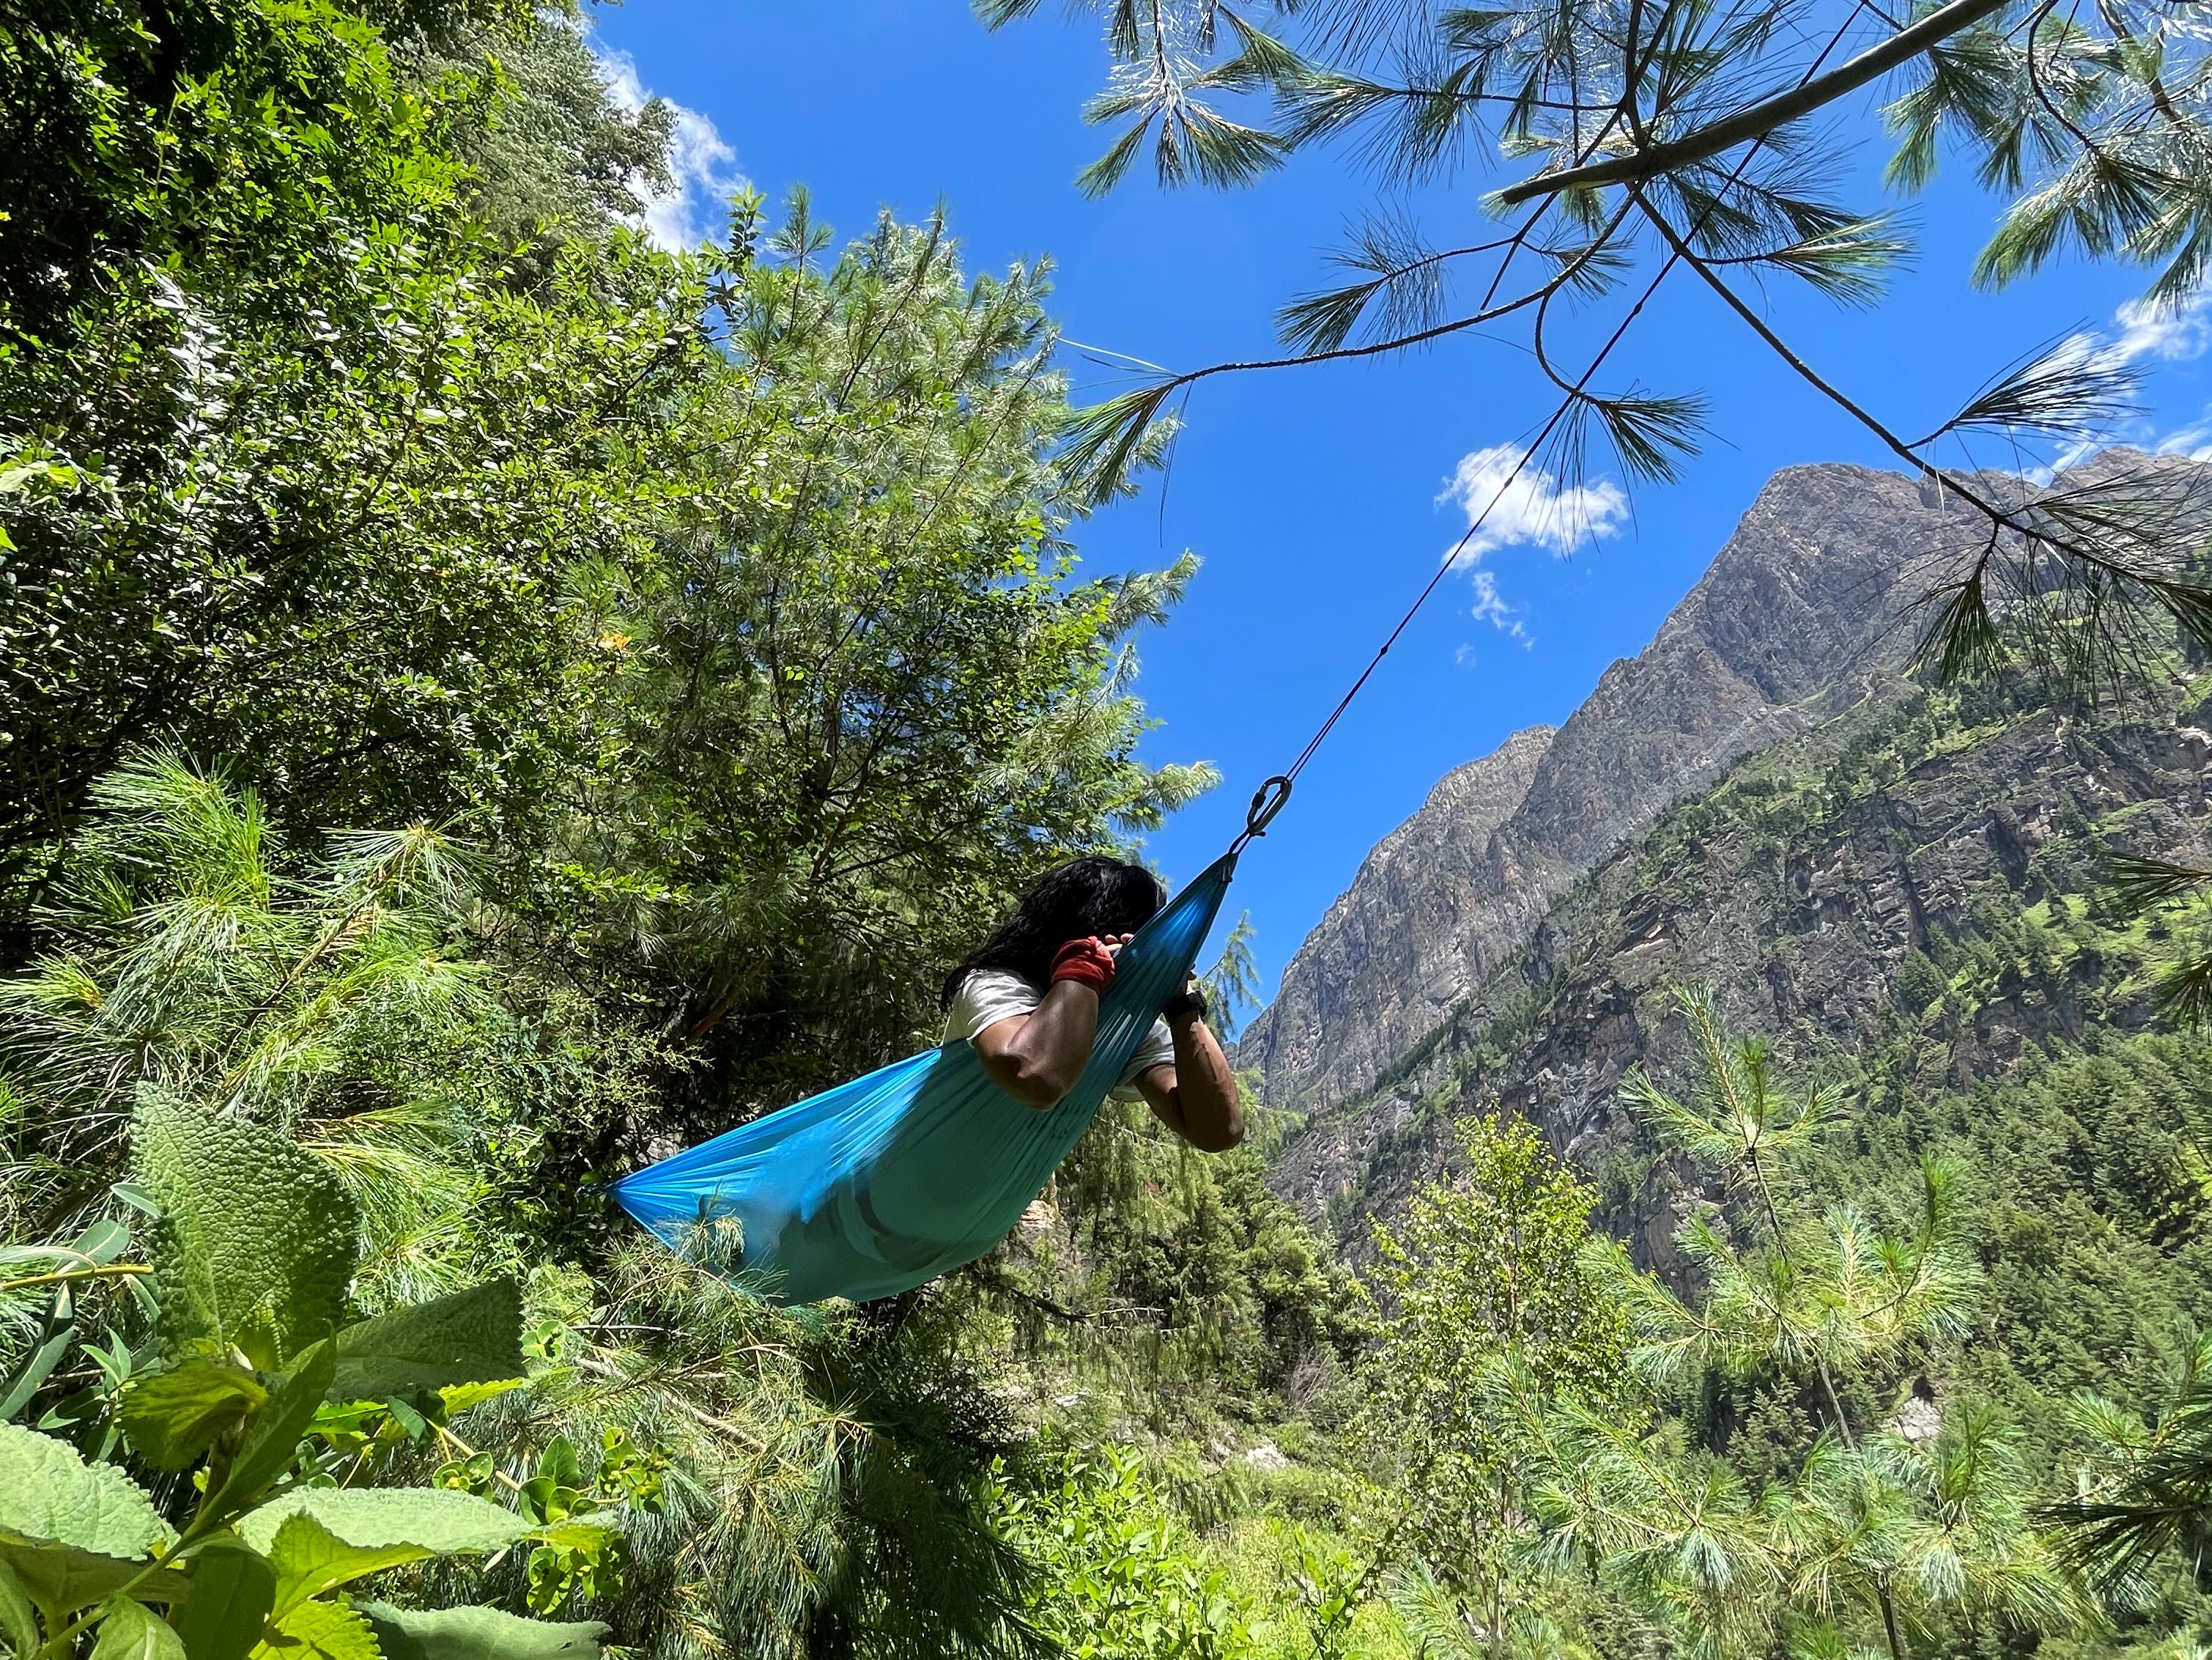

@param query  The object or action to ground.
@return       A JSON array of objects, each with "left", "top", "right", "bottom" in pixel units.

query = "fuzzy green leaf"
[
  {"left": 237, "top": 1491, "right": 544, "bottom": 1615},
  {"left": 121, "top": 1360, "right": 269, "bottom": 1471},
  {"left": 329, "top": 1281, "right": 523, "bottom": 1405},
  {"left": 358, "top": 1604, "right": 607, "bottom": 1660},
  {"left": 89, "top": 1597, "right": 185, "bottom": 1660},
  {"left": 169, "top": 1538, "right": 275, "bottom": 1660},
  {"left": 0, "top": 1425, "right": 167, "bottom": 1561},
  {"left": 247, "top": 1600, "right": 380, "bottom": 1660},
  {"left": 133, "top": 1097, "right": 359, "bottom": 1372}
]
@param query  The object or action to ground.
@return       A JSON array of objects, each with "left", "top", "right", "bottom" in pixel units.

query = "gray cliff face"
[
  {"left": 1238, "top": 462, "right": 1938, "bottom": 1113},
  {"left": 1232, "top": 727, "right": 1557, "bottom": 1114},
  {"left": 1267, "top": 701, "right": 2212, "bottom": 1261}
]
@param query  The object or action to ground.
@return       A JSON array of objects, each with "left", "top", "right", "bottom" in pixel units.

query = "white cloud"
[
  {"left": 2111, "top": 292, "right": 2212, "bottom": 365},
  {"left": 593, "top": 43, "right": 744, "bottom": 251},
  {"left": 1468, "top": 568, "right": 1532, "bottom": 646},
  {"left": 2152, "top": 412, "right": 2212, "bottom": 460},
  {"left": 1438, "top": 443, "right": 1629, "bottom": 565}
]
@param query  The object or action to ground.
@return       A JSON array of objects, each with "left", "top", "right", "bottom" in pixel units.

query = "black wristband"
[{"left": 1161, "top": 986, "right": 1207, "bottom": 1022}]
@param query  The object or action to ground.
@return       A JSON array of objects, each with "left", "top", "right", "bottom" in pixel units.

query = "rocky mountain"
[
  {"left": 1240, "top": 460, "right": 1959, "bottom": 1113},
  {"left": 1244, "top": 456, "right": 2212, "bottom": 1254}
]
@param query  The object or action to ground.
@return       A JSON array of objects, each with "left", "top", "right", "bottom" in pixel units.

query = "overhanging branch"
[{"left": 1495, "top": 0, "right": 2015, "bottom": 204}]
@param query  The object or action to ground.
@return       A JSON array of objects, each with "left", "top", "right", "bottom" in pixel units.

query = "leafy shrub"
[
  {"left": 991, "top": 1446, "right": 1254, "bottom": 1659},
  {"left": 0, "top": 1099, "right": 627, "bottom": 1660}
]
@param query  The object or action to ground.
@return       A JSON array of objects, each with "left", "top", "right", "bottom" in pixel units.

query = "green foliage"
[
  {"left": 992, "top": 1446, "right": 1256, "bottom": 1658},
  {"left": 136, "top": 1099, "right": 358, "bottom": 1373},
  {"left": 0, "top": 753, "right": 571, "bottom": 1306},
  {"left": 1355, "top": 1115, "right": 1633, "bottom": 1655},
  {"left": 559, "top": 197, "right": 1216, "bottom": 1125},
  {"left": 331, "top": 1283, "right": 527, "bottom": 1406},
  {"left": 171, "top": 1538, "right": 278, "bottom": 1660},
  {"left": 0, "top": 1101, "right": 598, "bottom": 1660},
  {"left": 1006, "top": 1110, "right": 1369, "bottom": 1419},
  {"left": 358, "top": 1603, "right": 607, "bottom": 1660},
  {"left": 0, "top": 0, "right": 703, "bottom": 953},
  {"left": 1539, "top": 987, "right": 2085, "bottom": 1656},
  {"left": 2047, "top": 1324, "right": 2212, "bottom": 1603},
  {"left": 0, "top": 1422, "right": 172, "bottom": 1563},
  {"left": 116, "top": 1360, "right": 270, "bottom": 1472},
  {"left": 1619, "top": 989, "right": 1983, "bottom": 1398},
  {"left": 398, "top": 9, "right": 679, "bottom": 248}
]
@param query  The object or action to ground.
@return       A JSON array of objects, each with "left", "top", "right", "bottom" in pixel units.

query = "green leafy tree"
[
  {"left": 0, "top": 0, "right": 704, "bottom": 960},
  {"left": 555, "top": 194, "right": 1216, "bottom": 1125},
  {"left": 989, "top": 0, "right": 2212, "bottom": 690},
  {"left": 1356, "top": 1115, "right": 1633, "bottom": 1659},
  {"left": 399, "top": 5, "right": 680, "bottom": 248}
]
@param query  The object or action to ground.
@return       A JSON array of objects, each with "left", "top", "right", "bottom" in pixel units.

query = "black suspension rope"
[
  {"left": 1227, "top": 0, "right": 1887, "bottom": 866},
  {"left": 1227, "top": 336, "right": 1612, "bottom": 857}
]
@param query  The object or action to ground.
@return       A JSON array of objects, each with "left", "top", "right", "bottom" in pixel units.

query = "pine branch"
[{"left": 1496, "top": 0, "right": 2017, "bottom": 205}]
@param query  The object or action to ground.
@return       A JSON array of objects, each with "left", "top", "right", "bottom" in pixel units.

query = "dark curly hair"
[{"left": 940, "top": 856, "right": 1167, "bottom": 1007}]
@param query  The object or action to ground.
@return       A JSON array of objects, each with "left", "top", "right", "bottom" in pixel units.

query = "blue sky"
[{"left": 593, "top": 1, "right": 2212, "bottom": 1011}]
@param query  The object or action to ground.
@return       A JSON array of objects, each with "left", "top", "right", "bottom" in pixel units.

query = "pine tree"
[
  {"left": 988, "top": 0, "right": 2212, "bottom": 692},
  {"left": 1531, "top": 985, "right": 2086, "bottom": 1656}
]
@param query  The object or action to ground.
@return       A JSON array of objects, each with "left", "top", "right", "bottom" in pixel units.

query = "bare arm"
[
  {"left": 972, "top": 980, "right": 1105, "bottom": 1109},
  {"left": 1135, "top": 1006, "right": 1243, "bottom": 1153}
]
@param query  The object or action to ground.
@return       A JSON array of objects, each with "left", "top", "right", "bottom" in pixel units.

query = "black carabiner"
[{"left": 1229, "top": 775, "right": 1292, "bottom": 856}]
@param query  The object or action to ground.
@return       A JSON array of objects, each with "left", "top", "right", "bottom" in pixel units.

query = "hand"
[
  {"left": 1048, "top": 936, "right": 1120, "bottom": 993},
  {"left": 1101, "top": 932, "right": 1134, "bottom": 959}
]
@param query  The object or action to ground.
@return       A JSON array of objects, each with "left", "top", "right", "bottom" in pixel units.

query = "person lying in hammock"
[{"left": 942, "top": 856, "right": 1244, "bottom": 1153}]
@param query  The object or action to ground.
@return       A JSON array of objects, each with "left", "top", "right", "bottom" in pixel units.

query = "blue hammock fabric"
[{"left": 613, "top": 852, "right": 1239, "bottom": 1305}]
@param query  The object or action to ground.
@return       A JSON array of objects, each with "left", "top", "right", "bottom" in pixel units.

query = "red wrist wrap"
[{"left": 1048, "top": 937, "right": 1116, "bottom": 994}]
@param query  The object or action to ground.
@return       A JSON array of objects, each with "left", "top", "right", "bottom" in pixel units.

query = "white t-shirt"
[{"left": 943, "top": 968, "right": 1176, "bottom": 1099}]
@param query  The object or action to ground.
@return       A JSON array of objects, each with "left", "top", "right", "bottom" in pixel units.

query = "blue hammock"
[{"left": 613, "top": 852, "right": 1239, "bottom": 1305}]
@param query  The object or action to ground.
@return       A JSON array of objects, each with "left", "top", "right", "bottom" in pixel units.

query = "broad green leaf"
[
  {"left": 329, "top": 1282, "right": 522, "bottom": 1405},
  {"left": 0, "top": 1424, "right": 167, "bottom": 1559},
  {"left": 202, "top": 1340, "right": 333, "bottom": 1526},
  {"left": 169, "top": 1538, "right": 275, "bottom": 1660},
  {"left": 434, "top": 1382, "right": 525, "bottom": 1417},
  {"left": 237, "top": 1491, "right": 539, "bottom": 1615},
  {"left": 532, "top": 1438, "right": 579, "bottom": 1491},
  {"left": 246, "top": 1600, "right": 379, "bottom": 1660},
  {"left": 358, "top": 1604, "right": 606, "bottom": 1660},
  {"left": 88, "top": 1597, "right": 185, "bottom": 1660},
  {"left": 73, "top": 1220, "right": 132, "bottom": 1266},
  {"left": 0, "top": 1327, "right": 78, "bottom": 1426},
  {"left": 121, "top": 1360, "right": 268, "bottom": 1470},
  {"left": 0, "top": 1559, "right": 38, "bottom": 1659},
  {"left": 0, "top": 1544, "right": 188, "bottom": 1621},
  {"left": 133, "top": 1097, "right": 359, "bottom": 1371}
]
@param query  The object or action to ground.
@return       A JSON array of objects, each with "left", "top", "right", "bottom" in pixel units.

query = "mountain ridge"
[{"left": 1238, "top": 460, "right": 1942, "bottom": 1113}]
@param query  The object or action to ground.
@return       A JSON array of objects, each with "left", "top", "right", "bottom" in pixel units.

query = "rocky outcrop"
[
  {"left": 1268, "top": 698, "right": 2212, "bottom": 1255},
  {"left": 1240, "top": 462, "right": 1951, "bottom": 1113},
  {"left": 1232, "top": 726, "right": 1556, "bottom": 1114}
]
